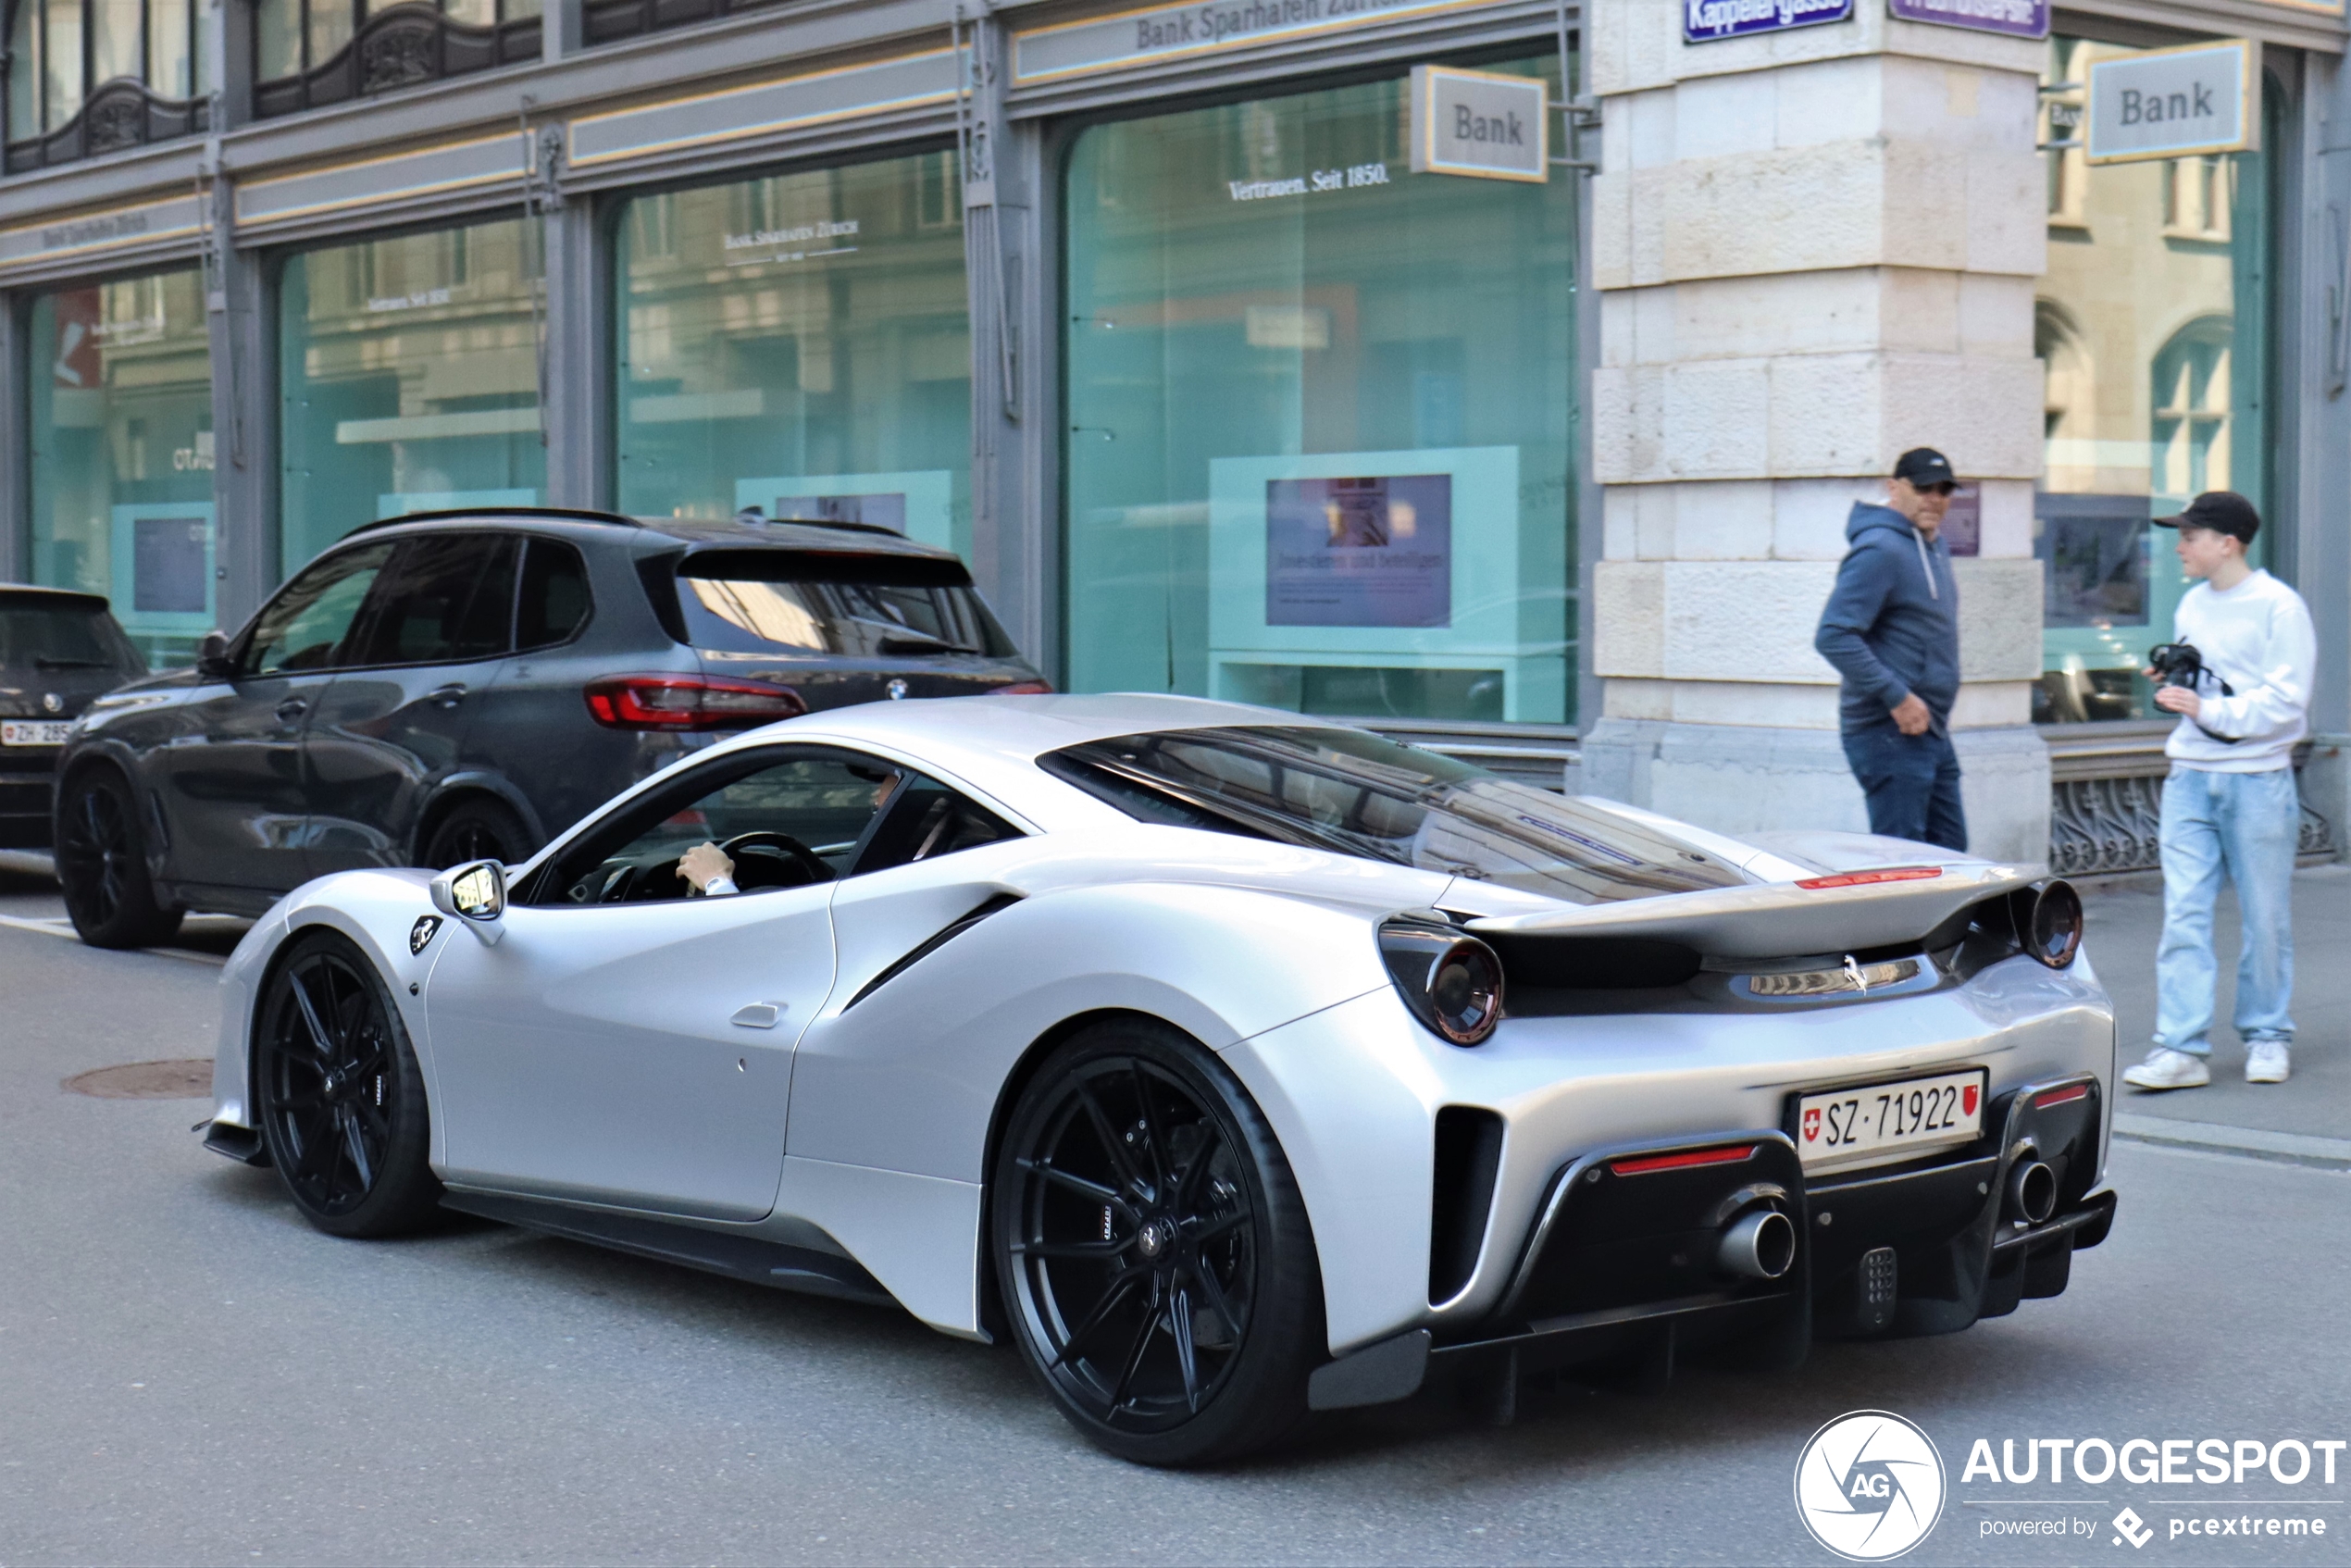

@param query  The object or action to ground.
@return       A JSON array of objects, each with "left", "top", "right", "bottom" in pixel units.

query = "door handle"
[
  {"left": 729, "top": 1002, "right": 784, "bottom": 1029},
  {"left": 427, "top": 683, "right": 467, "bottom": 709},
  {"left": 274, "top": 697, "right": 308, "bottom": 721}
]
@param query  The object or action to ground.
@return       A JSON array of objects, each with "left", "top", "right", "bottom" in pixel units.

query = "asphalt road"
[{"left": 3, "top": 859, "right": 2346, "bottom": 1567}]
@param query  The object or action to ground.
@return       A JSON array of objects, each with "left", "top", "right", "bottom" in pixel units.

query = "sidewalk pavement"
[{"left": 2083, "top": 863, "right": 2349, "bottom": 1161}]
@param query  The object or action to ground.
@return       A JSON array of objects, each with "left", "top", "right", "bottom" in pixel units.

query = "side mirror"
[
  {"left": 195, "top": 629, "right": 235, "bottom": 681},
  {"left": 429, "top": 860, "right": 507, "bottom": 944}
]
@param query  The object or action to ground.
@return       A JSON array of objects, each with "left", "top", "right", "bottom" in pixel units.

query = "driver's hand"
[{"left": 679, "top": 841, "right": 735, "bottom": 894}]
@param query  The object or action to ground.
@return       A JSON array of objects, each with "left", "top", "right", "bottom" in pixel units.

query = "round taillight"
[
  {"left": 2027, "top": 878, "right": 2083, "bottom": 969},
  {"left": 1378, "top": 917, "right": 1504, "bottom": 1046}
]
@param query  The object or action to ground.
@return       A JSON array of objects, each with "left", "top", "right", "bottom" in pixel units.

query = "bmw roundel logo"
[
  {"left": 42, "top": 691, "right": 63, "bottom": 714},
  {"left": 1793, "top": 1410, "right": 1946, "bottom": 1561},
  {"left": 887, "top": 678, "right": 910, "bottom": 700}
]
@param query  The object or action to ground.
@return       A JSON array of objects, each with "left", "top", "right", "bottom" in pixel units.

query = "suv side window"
[
  {"left": 516, "top": 539, "right": 591, "bottom": 650},
  {"left": 240, "top": 543, "right": 396, "bottom": 676},
  {"left": 345, "top": 535, "right": 520, "bottom": 668}
]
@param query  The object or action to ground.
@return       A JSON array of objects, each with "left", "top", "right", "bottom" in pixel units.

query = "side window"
[
  {"left": 854, "top": 772, "right": 1021, "bottom": 874},
  {"left": 532, "top": 750, "right": 1021, "bottom": 906},
  {"left": 344, "top": 535, "right": 520, "bottom": 667},
  {"left": 241, "top": 544, "right": 396, "bottom": 676},
  {"left": 516, "top": 539, "right": 591, "bottom": 650},
  {"left": 542, "top": 751, "right": 907, "bottom": 905}
]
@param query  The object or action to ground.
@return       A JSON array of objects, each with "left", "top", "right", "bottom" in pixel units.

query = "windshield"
[
  {"left": 668, "top": 550, "right": 1018, "bottom": 660},
  {"left": 1043, "top": 727, "right": 1748, "bottom": 905},
  {"left": 0, "top": 602, "right": 141, "bottom": 674}
]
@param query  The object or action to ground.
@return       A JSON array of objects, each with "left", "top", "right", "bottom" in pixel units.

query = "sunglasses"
[{"left": 1913, "top": 481, "right": 1957, "bottom": 497}]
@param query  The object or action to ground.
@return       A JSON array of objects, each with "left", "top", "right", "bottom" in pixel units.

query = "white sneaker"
[
  {"left": 2123, "top": 1047, "right": 2211, "bottom": 1091},
  {"left": 2245, "top": 1042, "right": 2291, "bottom": 1084}
]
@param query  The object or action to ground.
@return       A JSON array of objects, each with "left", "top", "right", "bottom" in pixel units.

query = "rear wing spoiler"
[{"left": 1465, "top": 863, "right": 2045, "bottom": 960}]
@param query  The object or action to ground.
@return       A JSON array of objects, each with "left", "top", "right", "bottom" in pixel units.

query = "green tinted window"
[
  {"left": 1062, "top": 60, "right": 1577, "bottom": 724},
  {"left": 25, "top": 269, "right": 216, "bottom": 669},
  {"left": 615, "top": 154, "right": 973, "bottom": 560},
  {"left": 279, "top": 218, "right": 546, "bottom": 575}
]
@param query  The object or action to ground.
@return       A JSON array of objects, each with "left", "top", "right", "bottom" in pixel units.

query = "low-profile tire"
[
  {"left": 253, "top": 929, "right": 442, "bottom": 1238},
  {"left": 420, "top": 796, "right": 530, "bottom": 870},
  {"left": 991, "top": 1017, "right": 1325, "bottom": 1467},
  {"left": 55, "top": 766, "right": 183, "bottom": 950}
]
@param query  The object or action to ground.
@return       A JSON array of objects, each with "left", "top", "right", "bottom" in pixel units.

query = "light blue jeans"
[{"left": 2154, "top": 765, "right": 2299, "bottom": 1056}]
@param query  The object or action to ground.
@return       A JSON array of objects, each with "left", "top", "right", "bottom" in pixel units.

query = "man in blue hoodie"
[{"left": 1813, "top": 448, "right": 1967, "bottom": 851}]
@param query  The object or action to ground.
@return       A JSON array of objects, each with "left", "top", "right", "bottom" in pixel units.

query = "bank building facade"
[{"left": 2, "top": 0, "right": 2344, "bottom": 867}]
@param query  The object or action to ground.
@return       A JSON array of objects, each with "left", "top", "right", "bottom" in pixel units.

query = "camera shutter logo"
[{"left": 1793, "top": 1411, "right": 1946, "bottom": 1561}]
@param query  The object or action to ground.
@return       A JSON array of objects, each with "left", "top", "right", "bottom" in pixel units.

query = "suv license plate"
[
  {"left": 1, "top": 720, "right": 71, "bottom": 746},
  {"left": 1797, "top": 1069, "right": 1987, "bottom": 1170}
]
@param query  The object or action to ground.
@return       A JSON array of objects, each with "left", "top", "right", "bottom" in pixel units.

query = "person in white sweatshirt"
[{"left": 2121, "top": 492, "right": 2318, "bottom": 1092}]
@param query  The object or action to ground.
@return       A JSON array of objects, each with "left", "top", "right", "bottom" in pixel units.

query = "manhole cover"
[{"left": 64, "top": 1060, "right": 214, "bottom": 1099}]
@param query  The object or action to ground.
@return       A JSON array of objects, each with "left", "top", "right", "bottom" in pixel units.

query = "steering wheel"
[{"left": 718, "top": 829, "right": 835, "bottom": 889}]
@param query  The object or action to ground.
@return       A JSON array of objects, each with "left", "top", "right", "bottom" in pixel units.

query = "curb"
[{"left": 2113, "top": 1112, "right": 2351, "bottom": 1172}]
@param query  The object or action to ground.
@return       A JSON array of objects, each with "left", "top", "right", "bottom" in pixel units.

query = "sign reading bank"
[{"left": 2085, "top": 39, "right": 2258, "bottom": 166}]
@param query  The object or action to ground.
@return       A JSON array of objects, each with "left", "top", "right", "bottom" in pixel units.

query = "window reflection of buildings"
[
  {"left": 617, "top": 152, "right": 969, "bottom": 521},
  {"left": 2035, "top": 35, "right": 2254, "bottom": 726}
]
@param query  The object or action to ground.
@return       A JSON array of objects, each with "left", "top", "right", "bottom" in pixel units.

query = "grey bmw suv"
[{"left": 55, "top": 507, "right": 1047, "bottom": 947}]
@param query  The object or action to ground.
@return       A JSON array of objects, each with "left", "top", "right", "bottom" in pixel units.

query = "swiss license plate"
[
  {"left": 1797, "top": 1069, "right": 1987, "bottom": 1170},
  {"left": 0, "top": 719, "right": 71, "bottom": 747}
]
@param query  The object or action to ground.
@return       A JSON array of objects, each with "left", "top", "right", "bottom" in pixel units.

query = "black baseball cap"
[
  {"left": 2154, "top": 491, "right": 2259, "bottom": 543},
  {"left": 1893, "top": 448, "right": 1959, "bottom": 489}
]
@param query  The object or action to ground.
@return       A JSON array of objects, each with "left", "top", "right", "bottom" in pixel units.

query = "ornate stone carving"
[
  {"left": 84, "top": 87, "right": 151, "bottom": 154},
  {"left": 361, "top": 19, "right": 439, "bottom": 93}
]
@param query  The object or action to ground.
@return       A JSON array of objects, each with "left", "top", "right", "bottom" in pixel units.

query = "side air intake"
[{"left": 1429, "top": 1106, "right": 1505, "bottom": 1305}]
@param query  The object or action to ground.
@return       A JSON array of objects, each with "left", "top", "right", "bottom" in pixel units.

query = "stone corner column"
[{"left": 1575, "top": 1, "right": 2052, "bottom": 865}]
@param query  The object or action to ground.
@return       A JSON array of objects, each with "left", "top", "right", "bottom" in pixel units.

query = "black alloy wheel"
[
  {"left": 422, "top": 797, "right": 529, "bottom": 871},
  {"left": 254, "top": 931, "right": 442, "bottom": 1238},
  {"left": 992, "top": 1019, "right": 1323, "bottom": 1466},
  {"left": 55, "top": 767, "right": 182, "bottom": 950}
]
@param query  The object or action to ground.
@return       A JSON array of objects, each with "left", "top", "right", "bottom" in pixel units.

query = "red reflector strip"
[
  {"left": 2034, "top": 1084, "right": 2091, "bottom": 1109},
  {"left": 1610, "top": 1144, "right": 1757, "bottom": 1176},
  {"left": 1795, "top": 865, "right": 1946, "bottom": 890}
]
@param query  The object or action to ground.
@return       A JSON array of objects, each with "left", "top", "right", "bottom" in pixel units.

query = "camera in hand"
[
  {"left": 2147, "top": 641, "right": 2233, "bottom": 696},
  {"left": 2146, "top": 641, "right": 2240, "bottom": 744}
]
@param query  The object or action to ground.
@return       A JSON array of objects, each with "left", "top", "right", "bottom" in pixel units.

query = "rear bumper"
[
  {"left": 1308, "top": 1073, "right": 2112, "bottom": 1412},
  {"left": 0, "top": 761, "right": 58, "bottom": 847}
]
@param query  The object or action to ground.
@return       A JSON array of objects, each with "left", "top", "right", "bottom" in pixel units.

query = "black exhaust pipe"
[
  {"left": 1718, "top": 1207, "right": 1796, "bottom": 1280},
  {"left": 2007, "top": 1159, "right": 2057, "bottom": 1226}
]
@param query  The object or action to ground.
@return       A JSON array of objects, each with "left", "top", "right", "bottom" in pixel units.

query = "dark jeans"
[{"left": 1840, "top": 723, "right": 1968, "bottom": 852}]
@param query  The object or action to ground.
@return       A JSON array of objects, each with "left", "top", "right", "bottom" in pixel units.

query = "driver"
[
  {"left": 675, "top": 769, "right": 903, "bottom": 898},
  {"left": 678, "top": 841, "right": 739, "bottom": 897}
]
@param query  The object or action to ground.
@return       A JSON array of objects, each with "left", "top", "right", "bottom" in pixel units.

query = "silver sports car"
[{"left": 202, "top": 694, "right": 2115, "bottom": 1465}]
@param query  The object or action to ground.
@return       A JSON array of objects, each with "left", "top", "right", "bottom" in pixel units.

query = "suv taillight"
[{"left": 584, "top": 673, "right": 808, "bottom": 731}]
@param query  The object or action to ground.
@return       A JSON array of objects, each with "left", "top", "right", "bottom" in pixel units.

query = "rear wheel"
[
  {"left": 56, "top": 767, "right": 182, "bottom": 950},
  {"left": 420, "top": 797, "right": 529, "bottom": 870},
  {"left": 991, "top": 1018, "right": 1324, "bottom": 1466},
  {"left": 254, "top": 930, "right": 442, "bottom": 1238}
]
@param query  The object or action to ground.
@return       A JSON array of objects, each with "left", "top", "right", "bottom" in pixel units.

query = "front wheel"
[
  {"left": 254, "top": 930, "right": 442, "bottom": 1238},
  {"left": 56, "top": 767, "right": 182, "bottom": 950},
  {"left": 991, "top": 1018, "right": 1324, "bottom": 1466}
]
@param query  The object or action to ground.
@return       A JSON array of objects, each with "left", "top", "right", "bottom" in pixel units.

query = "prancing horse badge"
[{"left": 410, "top": 915, "right": 442, "bottom": 955}]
